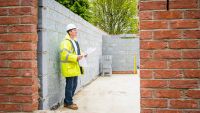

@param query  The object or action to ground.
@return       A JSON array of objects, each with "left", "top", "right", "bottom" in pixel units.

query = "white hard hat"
[{"left": 66, "top": 24, "right": 77, "bottom": 31}]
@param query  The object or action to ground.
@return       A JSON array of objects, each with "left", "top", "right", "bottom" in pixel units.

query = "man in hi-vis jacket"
[{"left": 60, "top": 24, "right": 86, "bottom": 110}]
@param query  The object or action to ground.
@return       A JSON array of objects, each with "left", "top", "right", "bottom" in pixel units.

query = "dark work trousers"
[{"left": 64, "top": 76, "right": 78, "bottom": 105}]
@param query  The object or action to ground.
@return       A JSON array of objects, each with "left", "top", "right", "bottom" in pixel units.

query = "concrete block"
[{"left": 38, "top": 0, "right": 105, "bottom": 109}]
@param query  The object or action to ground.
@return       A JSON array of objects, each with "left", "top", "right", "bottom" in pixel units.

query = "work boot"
[
  {"left": 64, "top": 103, "right": 78, "bottom": 110},
  {"left": 64, "top": 103, "right": 77, "bottom": 107}
]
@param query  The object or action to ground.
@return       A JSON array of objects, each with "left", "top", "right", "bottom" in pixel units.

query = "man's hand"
[
  {"left": 83, "top": 53, "right": 88, "bottom": 57},
  {"left": 77, "top": 55, "right": 83, "bottom": 61}
]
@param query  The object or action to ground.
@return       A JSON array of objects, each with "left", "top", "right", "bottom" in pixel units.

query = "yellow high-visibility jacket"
[{"left": 60, "top": 34, "right": 83, "bottom": 77}]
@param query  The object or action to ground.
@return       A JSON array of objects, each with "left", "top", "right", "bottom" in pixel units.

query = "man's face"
[{"left": 69, "top": 29, "right": 77, "bottom": 38}]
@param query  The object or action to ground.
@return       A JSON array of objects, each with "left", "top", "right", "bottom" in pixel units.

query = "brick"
[
  {"left": 141, "top": 41, "right": 167, "bottom": 49},
  {"left": 0, "top": 43, "right": 36, "bottom": 51},
  {"left": 140, "top": 69, "right": 153, "bottom": 79},
  {"left": 141, "top": 109, "right": 153, "bottom": 113},
  {"left": 183, "top": 30, "right": 200, "bottom": 38},
  {"left": 169, "top": 61, "right": 198, "bottom": 69},
  {"left": 0, "top": 51, "right": 36, "bottom": 60},
  {"left": 0, "top": 52, "right": 21, "bottom": 60},
  {"left": 140, "top": 70, "right": 153, "bottom": 79},
  {"left": 139, "top": 11, "right": 152, "bottom": 20},
  {"left": 187, "top": 90, "right": 200, "bottom": 98},
  {"left": 140, "top": 1, "right": 166, "bottom": 11},
  {"left": 0, "top": 8, "right": 8, "bottom": 16},
  {"left": 9, "top": 61, "right": 36, "bottom": 69},
  {"left": 185, "top": 10, "right": 200, "bottom": 19},
  {"left": 169, "top": 0, "right": 198, "bottom": 9},
  {"left": 9, "top": 78, "right": 33, "bottom": 86},
  {"left": 154, "top": 70, "right": 182, "bottom": 79},
  {"left": 170, "top": 100, "right": 198, "bottom": 109},
  {"left": 0, "top": 1, "right": 38, "bottom": 112},
  {"left": 32, "top": 103, "right": 38, "bottom": 111},
  {"left": 184, "top": 110, "right": 200, "bottom": 113},
  {"left": 21, "top": 0, "right": 37, "bottom": 7},
  {"left": 0, "top": 52, "right": 27, "bottom": 60},
  {"left": 8, "top": 7, "right": 20, "bottom": 16},
  {"left": 8, "top": 25, "right": 37, "bottom": 33},
  {"left": 19, "top": 7, "right": 33, "bottom": 15},
  {"left": 170, "top": 20, "right": 199, "bottom": 29},
  {"left": 183, "top": 50, "right": 200, "bottom": 59},
  {"left": 154, "top": 30, "right": 181, "bottom": 39},
  {"left": 10, "top": 95, "right": 32, "bottom": 103},
  {"left": 140, "top": 21, "right": 168, "bottom": 30},
  {"left": 0, "top": 34, "right": 38, "bottom": 42},
  {"left": 32, "top": 93, "right": 39, "bottom": 102},
  {"left": 0, "top": 26, "right": 8, "bottom": 33},
  {"left": 155, "top": 90, "right": 181, "bottom": 98},
  {"left": 141, "top": 89, "right": 152, "bottom": 98},
  {"left": 0, "top": 69, "right": 35, "bottom": 77},
  {"left": 156, "top": 110, "right": 182, "bottom": 113},
  {"left": 154, "top": 11, "right": 182, "bottom": 19},
  {"left": 141, "top": 60, "right": 167, "bottom": 69},
  {"left": 184, "top": 70, "right": 200, "bottom": 78},
  {"left": 169, "top": 80, "right": 198, "bottom": 89},
  {"left": 0, "top": 78, "right": 9, "bottom": 85},
  {"left": 0, "top": 0, "right": 19, "bottom": 7},
  {"left": 141, "top": 99, "right": 167, "bottom": 108},
  {"left": 32, "top": 85, "right": 38, "bottom": 94},
  {"left": 10, "top": 43, "right": 36, "bottom": 51},
  {"left": 141, "top": 80, "right": 167, "bottom": 88},
  {"left": 140, "top": 50, "right": 152, "bottom": 59},
  {"left": 29, "top": 102, "right": 38, "bottom": 111},
  {"left": 20, "top": 16, "right": 37, "bottom": 24},
  {"left": 0, "top": 17, "right": 19, "bottom": 25},
  {"left": 0, "top": 86, "right": 32, "bottom": 94},
  {"left": 112, "top": 71, "right": 133, "bottom": 74},
  {"left": 0, "top": 69, "right": 19, "bottom": 77},
  {"left": 21, "top": 104, "right": 34, "bottom": 112},
  {"left": 198, "top": 0, "right": 200, "bottom": 8},
  {"left": 0, "top": 95, "right": 9, "bottom": 102},
  {"left": 21, "top": 69, "right": 36, "bottom": 77},
  {"left": 169, "top": 40, "right": 199, "bottom": 49},
  {"left": 33, "top": 7, "right": 37, "bottom": 16},
  {"left": 140, "top": 31, "right": 152, "bottom": 40},
  {"left": 21, "top": 104, "right": 32, "bottom": 112},
  {"left": 0, "top": 60, "right": 6, "bottom": 67},
  {"left": 0, "top": 104, "right": 21, "bottom": 112},
  {"left": 153, "top": 50, "right": 181, "bottom": 59},
  {"left": 8, "top": 7, "right": 33, "bottom": 16},
  {"left": 199, "top": 2, "right": 200, "bottom": 8},
  {"left": 21, "top": 51, "right": 37, "bottom": 60},
  {"left": 0, "top": 44, "right": 8, "bottom": 51}
]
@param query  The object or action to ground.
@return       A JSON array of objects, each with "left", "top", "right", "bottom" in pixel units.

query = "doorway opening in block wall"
[
  {"left": 101, "top": 34, "right": 140, "bottom": 113},
  {"left": 37, "top": 0, "right": 140, "bottom": 112}
]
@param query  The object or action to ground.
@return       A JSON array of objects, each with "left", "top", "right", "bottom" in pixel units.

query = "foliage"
[
  {"left": 90, "top": 0, "right": 138, "bottom": 34},
  {"left": 56, "top": 0, "right": 91, "bottom": 21}
]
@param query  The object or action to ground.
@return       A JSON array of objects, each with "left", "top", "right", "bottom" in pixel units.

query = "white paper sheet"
[
  {"left": 85, "top": 48, "right": 96, "bottom": 55},
  {"left": 79, "top": 57, "right": 87, "bottom": 67},
  {"left": 79, "top": 48, "right": 96, "bottom": 67}
]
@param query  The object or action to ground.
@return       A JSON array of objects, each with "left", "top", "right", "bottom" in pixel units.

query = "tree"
[
  {"left": 56, "top": 0, "right": 91, "bottom": 21},
  {"left": 90, "top": 0, "right": 138, "bottom": 34}
]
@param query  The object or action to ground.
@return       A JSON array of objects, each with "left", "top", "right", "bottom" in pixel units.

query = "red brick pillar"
[
  {"left": 139, "top": 0, "right": 200, "bottom": 112},
  {"left": 0, "top": 0, "right": 39, "bottom": 112}
]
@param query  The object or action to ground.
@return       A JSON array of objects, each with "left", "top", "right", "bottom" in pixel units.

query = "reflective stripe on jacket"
[{"left": 60, "top": 34, "right": 82, "bottom": 77}]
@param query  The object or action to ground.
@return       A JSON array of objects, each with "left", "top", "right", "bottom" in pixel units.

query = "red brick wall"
[
  {"left": 0, "top": 0, "right": 39, "bottom": 112},
  {"left": 140, "top": 0, "right": 200, "bottom": 112}
]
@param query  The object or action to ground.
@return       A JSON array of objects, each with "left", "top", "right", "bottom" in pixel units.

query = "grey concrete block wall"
[
  {"left": 103, "top": 35, "right": 140, "bottom": 71},
  {"left": 38, "top": 0, "right": 107, "bottom": 109}
]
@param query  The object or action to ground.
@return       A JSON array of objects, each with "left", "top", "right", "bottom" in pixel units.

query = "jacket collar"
[{"left": 64, "top": 34, "right": 77, "bottom": 41}]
